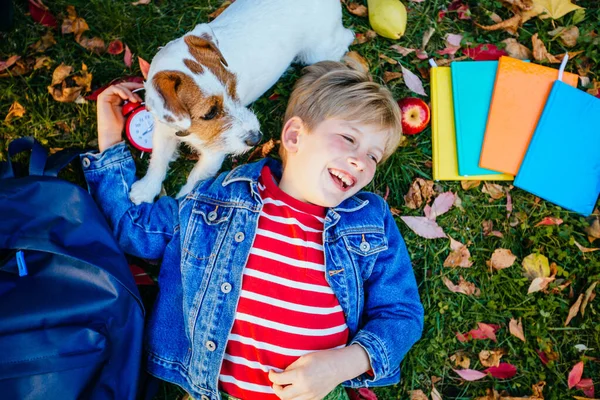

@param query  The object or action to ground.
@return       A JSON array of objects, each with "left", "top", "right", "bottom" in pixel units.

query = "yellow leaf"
[
  {"left": 532, "top": 0, "right": 583, "bottom": 20},
  {"left": 4, "top": 101, "right": 26, "bottom": 122},
  {"left": 522, "top": 253, "right": 550, "bottom": 280}
]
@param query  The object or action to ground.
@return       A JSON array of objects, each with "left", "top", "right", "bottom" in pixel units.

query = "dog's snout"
[{"left": 244, "top": 130, "right": 262, "bottom": 146}]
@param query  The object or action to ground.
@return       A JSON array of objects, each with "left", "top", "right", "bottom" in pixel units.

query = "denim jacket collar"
[{"left": 220, "top": 157, "right": 369, "bottom": 213}]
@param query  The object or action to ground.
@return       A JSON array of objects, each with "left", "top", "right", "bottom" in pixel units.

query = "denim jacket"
[{"left": 81, "top": 142, "right": 424, "bottom": 400}]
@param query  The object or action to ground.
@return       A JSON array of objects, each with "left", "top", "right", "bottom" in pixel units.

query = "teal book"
[
  {"left": 514, "top": 80, "right": 600, "bottom": 216},
  {"left": 451, "top": 61, "right": 512, "bottom": 178}
]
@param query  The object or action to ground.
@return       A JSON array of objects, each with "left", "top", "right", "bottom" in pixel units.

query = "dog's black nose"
[{"left": 245, "top": 130, "right": 262, "bottom": 146}]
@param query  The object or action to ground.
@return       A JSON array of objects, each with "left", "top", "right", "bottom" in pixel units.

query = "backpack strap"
[
  {"left": 1, "top": 137, "right": 47, "bottom": 179},
  {"left": 44, "top": 148, "right": 87, "bottom": 177}
]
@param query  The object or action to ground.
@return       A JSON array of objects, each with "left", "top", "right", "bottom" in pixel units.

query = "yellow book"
[{"left": 430, "top": 66, "right": 513, "bottom": 181}]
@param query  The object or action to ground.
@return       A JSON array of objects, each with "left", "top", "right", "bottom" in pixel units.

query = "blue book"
[
  {"left": 451, "top": 61, "right": 510, "bottom": 177},
  {"left": 514, "top": 80, "right": 600, "bottom": 216}
]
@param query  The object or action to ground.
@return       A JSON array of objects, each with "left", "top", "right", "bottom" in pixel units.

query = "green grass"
[{"left": 1, "top": 0, "right": 599, "bottom": 399}]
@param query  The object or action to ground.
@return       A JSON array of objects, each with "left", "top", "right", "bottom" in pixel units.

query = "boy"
[{"left": 83, "top": 61, "right": 424, "bottom": 400}]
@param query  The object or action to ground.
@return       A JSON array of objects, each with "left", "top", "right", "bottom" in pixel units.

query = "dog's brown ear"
[
  {"left": 152, "top": 71, "right": 191, "bottom": 119},
  {"left": 185, "top": 34, "right": 228, "bottom": 67}
]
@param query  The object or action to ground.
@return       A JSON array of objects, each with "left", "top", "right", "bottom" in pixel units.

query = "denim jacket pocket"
[
  {"left": 183, "top": 202, "right": 233, "bottom": 262},
  {"left": 342, "top": 232, "right": 388, "bottom": 281}
]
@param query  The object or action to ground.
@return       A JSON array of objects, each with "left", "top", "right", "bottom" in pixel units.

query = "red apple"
[{"left": 397, "top": 97, "right": 430, "bottom": 135}]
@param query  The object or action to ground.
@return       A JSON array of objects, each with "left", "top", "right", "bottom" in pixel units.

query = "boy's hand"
[
  {"left": 268, "top": 345, "right": 370, "bottom": 400},
  {"left": 97, "top": 82, "right": 144, "bottom": 152}
]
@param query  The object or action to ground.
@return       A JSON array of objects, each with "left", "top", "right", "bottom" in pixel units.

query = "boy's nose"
[{"left": 348, "top": 155, "right": 366, "bottom": 171}]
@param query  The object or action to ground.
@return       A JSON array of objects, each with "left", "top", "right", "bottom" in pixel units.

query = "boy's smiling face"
[{"left": 279, "top": 117, "right": 389, "bottom": 208}]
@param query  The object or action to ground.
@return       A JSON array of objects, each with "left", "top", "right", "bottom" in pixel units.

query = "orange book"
[{"left": 479, "top": 57, "right": 578, "bottom": 175}]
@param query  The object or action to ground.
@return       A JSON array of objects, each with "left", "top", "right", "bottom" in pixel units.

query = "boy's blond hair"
[{"left": 280, "top": 60, "right": 402, "bottom": 163}]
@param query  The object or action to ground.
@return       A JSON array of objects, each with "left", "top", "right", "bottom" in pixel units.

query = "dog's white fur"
[{"left": 129, "top": 0, "right": 354, "bottom": 204}]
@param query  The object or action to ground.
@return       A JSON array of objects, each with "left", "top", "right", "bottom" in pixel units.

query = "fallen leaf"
[
  {"left": 0, "top": 55, "right": 21, "bottom": 72},
  {"left": 124, "top": 45, "right": 133, "bottom": 68},
  {"left": 450, "top": 351, "right": 471, "bottom": 368},
  {"left": 585, "top": 215, "right": 600, "bottom": 243},
  {"left": 107, "top": 40, "right": 124, "bottom": 55},
  {"left": 482, "top": 182, "right": 505, "bottom": 200},
  {"left": 532, "top": 381, "right": 546, "bottom": 398},
  {"left": 401, "top": 216, "right": 447, "bottom": 239},
  {"left": 522, "top": 253, "right": 550, "bottom": 280},
  {"left": 453, "top": 369, "right": 487, "bottom": 381},
  {"left": 574, "top": 240, "right": 599, "bottom": 253},
  {"left": 34, "top": 56, "right": 53, "bottom": 70},
  {"left": 565, "top": 294, "right": 583, "bottom": 326},
  {"left": 77, "top": 36, "right": 105, "bottom": 54},
  {"left": 426, "top": 191, "right": 455, "bottom": 220},
  {"left": 345, "top": 1, "right": 368, "bottom": 17},
  {"left": 484, "top": 362, "right": 517, "bottom": 379},
  {"left": 379, "top": 54, "right": 398, "bottom": 64},
  {"left": 208, "top": 0, "right": 234, "bottom": 19},
  {"left": 475, "top": 14, "right": 523, "bottom": 36},
  {"left": 443, "top": 238, "right": 473, "bottom": 267},
  {"left": 482, "top": 220, "right": 493, "bottom": 235},
  {"left": 28, "top": 0, "right": 58, "bottom": 28},
  {"left": 575, "top": 378, "right": 595, "bottom": 398},
  {"left": 581, "top": 281, "right": 598, "bottom": 316},
  {"left": 404, "top": 178, "right": 435, "bottom": 209},
  {"left": 457, "top": 323, "right": 500, "bottom": 342},
  {"left": 4, "top": 101, "right": 26, "bottom": 123},
  {"left": 390, "top": 45, "right": 415, "bottom": 56},
  {"left": 409, "top": 390, "right": 428, "bottom": 400},
  {"left": 479, "top": 349, "right": 505, "bottom": 367},
  {"left": 437, "top": 33, "right": 463, "bottom": 55},
  {"left": 448, "top": 0, "right": 471, "bottom": 20},
  {"left": 132, "top": 0, "right": 152, "bottom": 5},
  {"left": 246, "top": 139, "right": 278, "bottom": 161},
  {"left": 383, "top": 71, "right": 403, "bottom": 83},
  {"left": 422, "top": 27, "right": 436, "bottom": 49},
  {"left": 30, "top": 31, "right": 57, "bottom": 53},
  {"left": 532, "top": 33, "right": 561, "bottom": 63},
  {"left": 61, "top": 5, "right": 89, "bottom": 42},
  {"left": 401, "top": 65, "right": 427, "bottom": 96},
  {"left": 574, "top": 344, "right": 590, "bottom": 352},
  {"left": 533, "top": 0, "right": 583, "bottom": 20},
  {"left": 502, "top": 38, "right": 533, "bottom": 60},
  {"left": 568, "top": 361, "right": 584, "bottom": 388},
  {"left": 47, "top": 63, "right": 92, "bottom": 103},
  {"left": 528, "top": 276, "right": 555, "bottom": 293},
  {"left": 557, "top": 26, "right": 579, "bottom": 47},
  {"left": 534, "top": 216, "right": 563, "bottom": 227},
  {"left": 431, "top": 386, "right": 442, "bottom": 400},
  {"left": 489, "top": 249, "right": 517, "bottom": 271},
  {"left": 345, "top": 51, "right": 370, "bottom": 73},
  {"left": 461, "top": 180, "right": 481, "bottom": 190},
  {"left": 509, "top": 318, "right": 526, "bottom": 342},
  {"left": 354, "top": 30, "right": 377, "bottom": 45},
  {"left": 464, "top": 43, "right": 509, "bottom": 60},
  {"left": 502, "top": 0, "right": 535, "bottom": 10}
]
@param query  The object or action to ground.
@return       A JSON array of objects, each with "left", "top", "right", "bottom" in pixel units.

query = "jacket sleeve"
[
  {"left": 346, "top": 198, "right": 424, "bottom": 387},
  {"left": 80, "top": 142, "right": 179, "bottom": 260}
]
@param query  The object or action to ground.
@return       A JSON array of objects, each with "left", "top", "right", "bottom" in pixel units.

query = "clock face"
[{"left": 126, "top": 108, "right": 154, "bottom": 152}]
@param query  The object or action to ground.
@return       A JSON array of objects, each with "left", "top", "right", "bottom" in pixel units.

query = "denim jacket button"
[
  {"left": 207, "top": 211, "right": 217, "bottom": 221},
  {"left": 221, "top": 282, "right": 232, "bottom": 293},
  {"left": 82, "top": 157, "right": 91, "bottom": 168},
  {"left": 360, "top": 241, "right": 371, "bottom": 252},
  {"left": 234, "top": 232, "right": 245, "bottom": 242},
  {"left": 205, "top": 340, "right": 216, "bottom": 351}
]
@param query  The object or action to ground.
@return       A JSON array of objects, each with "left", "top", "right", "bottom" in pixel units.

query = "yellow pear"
[{"left": 367, "top": 0, "right": 407, "bottom": 40}]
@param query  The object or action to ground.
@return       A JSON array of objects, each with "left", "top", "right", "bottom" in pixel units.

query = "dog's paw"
[{"left": 130, "top": 177, "right": 163, "bottom": 205}]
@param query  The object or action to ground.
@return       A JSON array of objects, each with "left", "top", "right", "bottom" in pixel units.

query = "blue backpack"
[{"left": 0, "top": 137, "right": 145, "bottom": 399}]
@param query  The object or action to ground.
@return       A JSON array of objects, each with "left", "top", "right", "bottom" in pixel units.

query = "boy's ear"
[{"left": 281, "top": 116, "right": 305, "bottom": 154}]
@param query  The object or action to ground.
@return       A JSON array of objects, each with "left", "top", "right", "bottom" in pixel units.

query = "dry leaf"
[
  {"left": 443, "top": 275, "right": 480, "bottom": 296},
  {"left": 502, "top": 38, "right": 533, "bottom": 60},
  {"left": 354, "top": 30, "right": 377, "bottom": 45},
  {"left": 30, "top": 31, "right": 57, "bottom": 53},
  {"left": 379, "top": 54, "right": 398, "bottom": 64},
  {"left": 345, "top": 1, "right": 368, "bottom": 17},
  {"left": 404, "top": 178, "right": 435, "bottom": 209},
  {"left": 132, "top": 0, "right": 152, "bottom": 5},
  {"left": 401, "top": 216, "right": 447, "bottom": 239},
  {"left": 77, "top": 36, "right": 105, "bottom": 54},
  {"left": 529, "top": 276, "right": 555, "bottom": 293},
  {"left": 34, "top": 56, "right": 53, "bottom": 70},
  {"left": 585, "top": 215, "right": 600, "bottom": 243},
  {"left": 422, "top": 27, "right": 436, "bottom": 49},
  {"left": 475, "top": 14, "right": 523, "bottom": 36},
  {"left": 509, "top": 318, "right": 526, "bottom": 342},
  {"left": 345, "top": 51, "right": 369, "bottom": 73},
  {"left": 409, "top": 390, "right": 429, "bottom": 400},
  {"left": 0, "top": 55, "right": 21, "bottom": 72},
  {"left": 107, "top": 39, "right": 124, "bottom": 55},
  {"left": 401, "top": 65, "right": 427, "bottom": 96},
  {"left": 522, "top": 253, "right": 550, "bottom": 280},
  {"left": 450, "top": 351, "right": 471, "bottom": 369},
  {"left": 532, "top": 33, "right": 560, "bottom": 63},
  {"left": 580, "top": 281, "right": 598, "bottom": 316},
  {"left": 564, "top": 293, "right": 583, "bottom": 326},
  {"left": 61, "top": 5, "right": 89, "bottom": 42},
  {"left": 47, "top": 63, "right": 92, "bottom": 103},
  {"left": 479, "top": 349, "right": 505, "bottom": 367},
  {"left": 437, "top": 33, "right": 463, "bottom": 55},
  {"left": 383, "top": 71, "right": 403, "bottom": 83},
  {"left": 532, "top": 381, "right": 546, "bottom": 398},
  {"left": 444, "top": 238, "right": 472, "bottom": 268},
  {"left": 558, "top": 26, "right": 579, "bottom": 47},
  {"left": 4, "top": 101, "right": 25, "bottom": 123},
  {"left": 461, "top": 180, "right": 481, "bottom": 190},
  {"left": 482, "top": 220, "right": 493, "bottom": 235},
  {"left": 482, "top": 182, "right": 505, "bottom": 200},
  {"left": 533, "top": 0, "right": 583, "bottom": 20},
  {"left": 534, "top": 216, "right": 563, "bottom": 227},
  {"left": 390, "top": 45, "right": 416, "bottom": 56},
  {"left": 426, "top": 192, "right": 455, "bottom": 220},
  {"left": 574, "top": 240, "right": 599, "bottom": 253},
  {"left": 124, "top": 45, "right": 133, "bottom": 68},
  {"left": 488, "top": 249, "right": 517, "bottom": 270},
  {"left": 208, "top": 1, "right": 234, "bottom": 19},
  {"left": 246, "top": 139, "right": 278, "bottom": 161}
]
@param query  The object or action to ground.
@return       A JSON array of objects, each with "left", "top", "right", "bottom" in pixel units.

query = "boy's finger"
[
  {"left": 268, "top": 369, "right": 295, "bottom": 385},
  {"left": 117, "top": 81, "right": 145, "bottom": 89}
]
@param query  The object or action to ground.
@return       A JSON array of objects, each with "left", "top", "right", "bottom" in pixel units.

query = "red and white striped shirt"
[{"left": 218, "top": 166, "right": 349, "bottom": 399}]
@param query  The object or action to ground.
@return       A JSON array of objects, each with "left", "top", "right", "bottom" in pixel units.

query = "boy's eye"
[
  {"left": 368, "top": 154, "right": 379, "bottom": 164},
  {"left": 342, "top": 135, "right": 355, "bottom": 143}
]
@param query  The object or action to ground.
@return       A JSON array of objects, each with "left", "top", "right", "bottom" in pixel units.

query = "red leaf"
[
  {"left": 128, "top": 264, "right": 156, "bottom": 286},
  {"left": 437, "top": 10, "right": 446, "bottom": 22},
  {"left": 85, "top": 76, "right": 144, "bottom": 101},
  {"left": 138, "top": 56, "right": 150, "bottom": 80},
  {"left": 484, "top": 363, "right": 517, "bottom": 379},
  {"left": 124, "top": 44, "right": 133, "bottom": 68},
  {"left": 357, "top": 388, "right": 378, "bottom": 400},
  {"left": 28, "top": 0, "right": 57, "bottom": 28},
  {"left": 268, "top": 93, "right": 280, "bottom": 101},
  {"left": 448, "top": 0, "right": 470, "bottom": 20},
  {"left": 568, "top": 361, "right": 584, "bottom": 389},
  {"left": 534, "top": 217, "right": 563, "bottom": 227},
  {"left": 0, "top": 55, "right": 21, "bottom": 72},
  {"left": 107, "top": 40, "right": 124, "bottom": 55},
  {"left": 536, "top": 349, "right": 549, "bottom": 365},
  {"left": 575, "top": 378, "right": 595, "bottom": 398},
  {"left": 463, "top": 44, "right": 508, "bottom": 61},
  {"left": 457, "top": 323, "right": 499, "bottom": 342}
]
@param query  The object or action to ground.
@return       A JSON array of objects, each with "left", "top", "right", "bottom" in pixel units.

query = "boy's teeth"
[{"left": 331, "top": 170, "right": 353, "bottom": 187}]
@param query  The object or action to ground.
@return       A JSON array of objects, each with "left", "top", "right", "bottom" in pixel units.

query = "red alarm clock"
[{"left": 122, "top": 88, "right": 154, "bottom": 153}]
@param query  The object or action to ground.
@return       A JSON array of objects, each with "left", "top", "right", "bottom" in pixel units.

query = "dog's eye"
[{"left": 202, "top": 105, "right": 220, "bottom": 120}]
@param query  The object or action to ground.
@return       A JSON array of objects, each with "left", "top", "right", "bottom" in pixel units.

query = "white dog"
[{"left": 129, "top": 0, "right": 354, "bottom": 204}]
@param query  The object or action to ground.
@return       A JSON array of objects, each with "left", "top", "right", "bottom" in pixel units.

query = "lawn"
[{"left": 1, "top": 0, "right": 599, "bottom": 399}]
